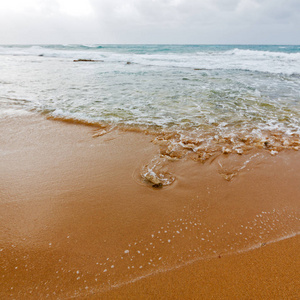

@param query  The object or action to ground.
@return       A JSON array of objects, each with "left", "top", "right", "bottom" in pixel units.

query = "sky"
[{"left": 0, "top": 0, "right": 299, "bottom": 44}]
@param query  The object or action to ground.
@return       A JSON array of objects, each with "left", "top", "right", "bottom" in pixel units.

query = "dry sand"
[{"left": 0, "top": 113, "right": 299, "bottom": 299}]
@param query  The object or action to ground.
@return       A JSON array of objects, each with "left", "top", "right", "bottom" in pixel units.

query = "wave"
[
  {"left": 0, "top": 44, "right": 103, "bottom": 58},
  {"left": 0, "top": 45, "right": 299, "bottom": 75},
  {"left": 54, "top": 44, "right": 103, "bottom": 50},
  {"left": 225, "top": 48, "right": 300, "bottom": 60},
  {"left": 79, "top": 44, "right": 103, "bottom": 49},
  {"left": 40, "top": 109, "right": 300, "bottom": 188}
]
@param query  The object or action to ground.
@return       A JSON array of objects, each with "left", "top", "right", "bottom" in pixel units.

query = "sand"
[
  {"left": 0, "top": 113, "right": 299, "bottom": 299},
  {"left": 99, "top": 235, "right": 300, "bottom": 300}
]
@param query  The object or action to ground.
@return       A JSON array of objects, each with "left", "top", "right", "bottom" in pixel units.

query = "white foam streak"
[
  {"left": 226, "top": 48, "right": 300, "bottom": 60},
  {"left": 0, "top": 45, "right": 299, "bottom": 75},
  {"left": 0, "top": 108, "right": 31, "bottom": 118}
]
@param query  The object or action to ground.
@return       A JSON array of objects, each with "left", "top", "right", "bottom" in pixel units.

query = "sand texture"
[{"left": 0, "top": 114, "right": 299, "bottom": 299}]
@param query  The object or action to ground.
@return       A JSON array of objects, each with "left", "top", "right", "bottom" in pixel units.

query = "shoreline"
[
  {"left": 0, "top": 113, "right": 299, "bottom": 299},
  {"left": 99, "top": 235, "right": 300, "bottom": 300}
]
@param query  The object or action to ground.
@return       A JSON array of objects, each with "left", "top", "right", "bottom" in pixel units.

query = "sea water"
[{"left": 0, "top": 44, "right": 299, "bottom": 160}]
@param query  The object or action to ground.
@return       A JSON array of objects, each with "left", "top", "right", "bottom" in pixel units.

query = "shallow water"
[
  {"left": 1, "top": 44, "right": 299, "bottom": 185},
  {"left": 0, "top": 45, "right": 299, "bottom": 132}
]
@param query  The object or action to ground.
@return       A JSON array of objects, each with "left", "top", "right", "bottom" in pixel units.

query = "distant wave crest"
[
  {"left": 0, "top": 45, "right": 299, "bottom": 75},
  {"left": 226, "top": 48, "right": 300, "bottom": 60}
]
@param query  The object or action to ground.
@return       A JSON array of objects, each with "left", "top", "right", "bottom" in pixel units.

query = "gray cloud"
[{"left": 0, "top": 0, "right": 299, "bottom": 44}]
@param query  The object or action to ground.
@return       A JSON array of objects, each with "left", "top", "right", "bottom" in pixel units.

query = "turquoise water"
[{"left": 0, "top": 44, "right": 299, "bottom": 142}]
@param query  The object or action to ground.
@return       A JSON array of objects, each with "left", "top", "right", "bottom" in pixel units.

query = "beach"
[
  {"left": 0, "top": 44, "right": 299, "bottom": 298},
  {"left": 100, "top": 236, "right": 300, "bottom": 299},
  {"left": 1, "top": 0, "right": 300, "bottom": 292},
  {"left": 1, "top": 113, "right": 299, "bottom": 299}
]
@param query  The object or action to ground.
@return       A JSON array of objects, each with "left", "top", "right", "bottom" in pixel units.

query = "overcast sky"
[{"left": 0, "top": 0, "right": 299, "bottom": 44}]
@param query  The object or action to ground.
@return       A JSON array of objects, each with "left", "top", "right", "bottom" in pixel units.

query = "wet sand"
[
  {"left": 99, "top": 235, "right": 300, "bottom": 300},
  {"left": 0, "top": 114, "right": 299, "bottom": 299}
]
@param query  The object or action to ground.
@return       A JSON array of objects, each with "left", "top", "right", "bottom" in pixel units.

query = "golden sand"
[
  {"left": 0, "top": 114, "right": 299, "bottom": 299},
  {"left": 99, "top": 236, "right": 300, "bottom": 300}
]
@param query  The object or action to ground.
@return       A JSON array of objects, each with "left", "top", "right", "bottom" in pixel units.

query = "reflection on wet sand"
[{"left": 0, "top": 115, "right": 299, "bottom": 299}]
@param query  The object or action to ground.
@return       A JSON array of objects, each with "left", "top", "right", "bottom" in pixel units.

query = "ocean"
[
  {"left": 1, "top": 44, "right": 299, "bottom": 170},
  {"left": 1, "top": 44, "right": 300, "bottom": 298}
]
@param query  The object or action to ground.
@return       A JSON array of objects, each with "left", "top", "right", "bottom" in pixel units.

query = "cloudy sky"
[{"left": 0, "top": 0, "right": 299, "bottom": 44}]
